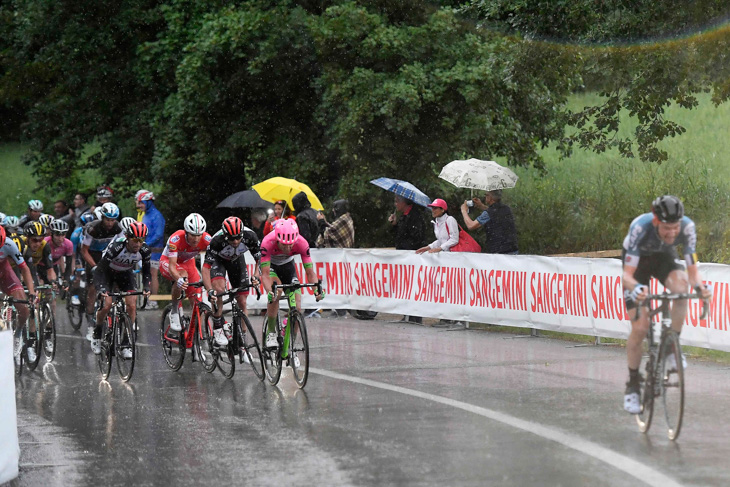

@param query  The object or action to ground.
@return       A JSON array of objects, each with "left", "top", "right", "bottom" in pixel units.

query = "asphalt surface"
[{"left": 9, "top": 307, "right": 730, "bottom": 486}]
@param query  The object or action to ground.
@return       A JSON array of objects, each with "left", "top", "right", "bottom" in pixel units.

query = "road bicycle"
[
  {"left": 159, "top": 281, "right": 216, "bottom": 372},
  {"left": 208, "top": 282, "right": 264, "bottom": 381},
  {"left": 97, "top": 290, "right": 145, "bottom": 382},
  {"left": 1, "top": 293, "right": 34, "bottom": 376},
  {"left": 134, "top": 262, "right": 148, "bottom": 310},
  {"left": 36, "top": 284, "right": 57, "bottom": 362},
  {"left": 634, "top": 291, "right": 709, "bottom": 441},
  {"left": 66, "top": 266, "right": 87, "bottom": 331},
  {"left": 261, "top": 281, "right": 322, "bottom": 388}
]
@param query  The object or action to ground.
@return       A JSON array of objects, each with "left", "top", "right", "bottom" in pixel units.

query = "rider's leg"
[
  {"left": 11, "top": 289, "right": 29, "bottom": 329},
  {"left": 665, "top": 269, "right": 690, "bottom": 334},
  {"left": 94, "top": 296, "right": 113, "bottom": 337},
  {"left": 125, "top": 295, "right": 137, "bottom": 326},
  {"left": 211, "top": 278, "right": 226, "bottom": 318},
  {"left": 626, "top": 307, "right": 650, "bottom": 370},
  {"left": 170, "top": 270, "right": 188, "bottom": 313}
]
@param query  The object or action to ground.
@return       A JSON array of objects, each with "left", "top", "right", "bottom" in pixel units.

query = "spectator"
[
  {"left": 461, "top": 189, "right": 518, "bottom": 254},
  {"left": 263, "top": 200, "right": 295, "bottom": 236},
  {"left": 72, "top": 193, "right": 91, "bottom": 229},
  {"left": 91, "top": 185, "right": 123, "bottom": 218},
  {"left": 17, "top": 199, "right": 44, "bottom": 228},
  {"left": 416, "top": 198, "right": 458, "bottom": 254},
  {"left": 135, "top": 189, "right": 166, "bottom": 309},
  {"left": 389, "top": 195, "right": 426, "bottom": 323},
  {"left": 54, "top": 200, "right": 76, "bottom": 236},
  {"left": 316, "top": 199, "right": 355, "bottom": 249},
  {"left": 292, "top": 191, "right": 319, "bottom": 248},
  {"left": 250, "top": 208, "right": 267, "bottom": 241}
]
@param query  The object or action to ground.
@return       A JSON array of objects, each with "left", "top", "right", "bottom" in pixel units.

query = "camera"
[{"left": 466, "top": 200, "right": 474, "bottom": 208}]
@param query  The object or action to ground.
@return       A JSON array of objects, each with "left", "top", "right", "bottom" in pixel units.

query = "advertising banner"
[{"left": 0, "top": 330, "right": 19, "bottom": 483}]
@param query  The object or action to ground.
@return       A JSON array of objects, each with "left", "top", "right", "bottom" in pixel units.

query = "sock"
[
  {"left": 266, "top": 316, "right": 277, "bottom": 334},
  {"left": 628, "top": 367, "right": 640, "bottom": 383}
]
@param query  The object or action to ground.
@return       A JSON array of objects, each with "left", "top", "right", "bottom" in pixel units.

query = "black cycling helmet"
[
  {"left": 652, "top": 195, "right": 684, "bottom": 223},
  {"left": 24, "top": 221, "right": 45, "bottom": 238}
]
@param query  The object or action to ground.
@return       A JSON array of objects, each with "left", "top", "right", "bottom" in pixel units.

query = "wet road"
[{"left": 12, "top": 309, "right": 730, "bottom": 486}]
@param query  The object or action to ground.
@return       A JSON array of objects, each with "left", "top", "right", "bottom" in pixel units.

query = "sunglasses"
[
  {"left": 226, "top": 235, "right": 243, "bottom": 241},
  {"left": 129, "top": 237, "right": 145, "bottom": 243},
  {"left": 52, "top": 231, "right": 66, "bottom": 237},
  {"left": 29, "top": 237, "right": 44, "bottom": 244}
]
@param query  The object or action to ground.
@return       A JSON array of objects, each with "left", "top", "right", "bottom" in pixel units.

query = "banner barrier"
[
  {"left": 241, "top": 249, "right": 730, "bottom": 352},
  {"left": 0, "top": 330, "right": 19, "bottom": 483}
]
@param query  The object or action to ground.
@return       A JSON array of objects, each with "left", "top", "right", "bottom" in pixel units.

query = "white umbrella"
[{"left": 439, "top": 158, "right": 518, "bottom": 191}]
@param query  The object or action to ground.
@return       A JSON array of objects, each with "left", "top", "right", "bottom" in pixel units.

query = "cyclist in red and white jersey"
[
  {"left": 0, "top": 226, "right": 37, "bottom": 365},
  {"left": 160, "top": 213, "right": 212, "bottom": 331},
  {"left": 259, "top": 219, "right": 324, "bottom": 349}
]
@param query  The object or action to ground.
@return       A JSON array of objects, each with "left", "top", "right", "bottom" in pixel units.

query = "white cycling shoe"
[
  {"left": 213, "top": 328, "right": 228, "bottom": 347},
  {"left": 169, "top": 312, "right": 182, "bottom": 332},
  {"left": 665, "top": 353, "right": 687, "bottom": 373},
  {"left": 120, "top": 347, "right": 133, "bottom": 359},
  {"left": 265, "top": 332, "right": 278, "bottom": 348},
  {"left": 26, "top": 344, "right": 37, "bottom": 364},
  {"left": 292, "top": 353, "right": 301, "bottom": 368},
  {"left": 86, "top": 324, "right": 94, "bottom": 341},
  {"left": 91, "top": 339, "right": 101, "bottom": 355}
]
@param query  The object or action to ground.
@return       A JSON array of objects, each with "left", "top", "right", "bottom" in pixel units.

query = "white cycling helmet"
[
  {"left": 28, "top": 199, "right": 44, "bottom": 211},
  {"left": 39, "top": 213, "right": 55, "bottom": 228},
  {"left": 100, "top": 202, "right": 120, "bottom": 219},
  {"left": 0, "top": 212, "right": 5, "bottom": 222},
  {"left": 50, "top": 219, "right": 69, "bottom": 234},
  {"left": 93, "top": 207, "right": 104, "bottom": 220},
  {"left": 135, "top": 189, "right": 155, "bottom": 202},
  {"left": 183, "top": 213, "right": 206, "bottom": 235},
  {"left": 120, "top": 217, "right": 136, "bottom": 234},
  {"left": 2, "top": 215, "right": 19, "bottom": 230}
]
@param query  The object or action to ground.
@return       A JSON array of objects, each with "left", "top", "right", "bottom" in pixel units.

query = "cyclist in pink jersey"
[
  {"left": 46, "top": 220, "right": 74, "bottom": 285},
  {"left": 259, "top": 219, "right": 324, "bottom": 348},
  {"left": 160, "top": 213, "right": 212, "bottom": 331}
]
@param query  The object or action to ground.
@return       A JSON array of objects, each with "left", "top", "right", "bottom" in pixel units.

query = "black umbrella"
[{"left": 217, "top": 190, "right": 274, "bottom": 209}]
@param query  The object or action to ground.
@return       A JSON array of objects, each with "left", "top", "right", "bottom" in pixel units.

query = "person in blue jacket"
[{"left": 136, "top": 190, "right": 166, "bottom": 309}]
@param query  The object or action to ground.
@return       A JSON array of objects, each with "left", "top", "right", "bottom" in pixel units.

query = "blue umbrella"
[{"left": 370, "top": 177, "right": 431, "bottom": 207}]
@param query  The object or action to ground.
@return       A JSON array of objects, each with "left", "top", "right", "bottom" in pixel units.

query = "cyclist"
[
  {"left": 24, "top": 222, "right": 58, "bottom": 287},
  {"left": 135, "top": 190, "right": 165, "bottom": 309},
  {"left": 622, "top": 195, "right": 713, "bottom": 414},
  {"left": 259, "top": 219, "right": 324, "bottom": 349},
  {"left": 202, "top": 216, "right": 261, "bottom": 347},
  {"left": 2, "top": 216, "right": 21, "bottom": 239},
  {"left": 92, "top": 221, "right": 151, "bottom": 357},
  {"left": 17, "top": 199, "right": 44, "bottom": 228},
  {"left": 159, "top": 213, "right": 211, "bottom": 332},
  {"left": 46, "top": 220, "right": 74, "bottom": 289},
  {"left": 80, "top": 203, "right": 123, "bottom": 341},
  {"left": 1, "top": 226, "right": 37, "bottom": 364},
  {"left": 38, "top": 214, "right": 55, "bottom": 236}
]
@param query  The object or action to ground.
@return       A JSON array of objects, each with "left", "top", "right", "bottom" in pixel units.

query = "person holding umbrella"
[
  {"left": 461, "top": 190, "right": 518, "bottom": 254},
  {"left": 263, "top": 200, "right": 296, "bottom": 236},
  {"left": 390, "top": 195, "right": 426, "bottom": 324}
]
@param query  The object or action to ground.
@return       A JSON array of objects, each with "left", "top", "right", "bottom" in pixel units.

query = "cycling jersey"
[
  {"left": 28, "top": 238, "right": 54, "bottom": 269},
  {"left": 622, "top": 213, "right": 698, "bottom": 267},
  {"left": 95, "top": 237, "right": 151, "bottom": 293},
  {"left": 1, "top": 237, "right": 30, "bottom": 293},
  {"left": 82, "top": 220, "right": 123, "bottom": 253},
  {"left": 162, "top": 230, "right": 212, "bottom": 263},
  {"left": 45, "top": 236, "right": 74, "bottom": 264},
  {"left": 205, "top": 228, "right": 260, "bottom": 263},
  {"left": 259, "top": 232, "right": 312, "bottom": 267},
  {"left": 0, "top": 238, "right": 25, "bottom": 267}
]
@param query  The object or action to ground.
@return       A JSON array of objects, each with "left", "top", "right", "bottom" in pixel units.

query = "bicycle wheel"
[
  {"left": 98, "top": 317, "right": 113, "bottom": 380},
  {"left": 288, "top": 311, "right": 309, "bottom": 388},
  {"left": 635, "top": 347, "right": 655, "bottom": 434},
  {"left": 660, "top": 331, "right": 684, "bottom": 441},
  {"left": 206, "top": 311, "right": 234, "bottom": 378},
  {"left": 25, "top": 325, "right": 42, "bottom": 371},
  {"left": 40, "top": 303, "right": 56, "bottom": 361},
  {"left": 159, "top": 305, "right": 185, "bottom": 371},
  {"left": 116, "top": 313, "right": 136, "bottom": 382},
  {"left": 261, "top": 315, "right": 282, "bottom": 385},
  {"left": 194, "top": 305, "right": 216, "bottom": 373},
  {"left": 66, "top": 292, "right": 83, "bottom": 331},
  {"left": 135, "top": 270, "right": 148, "bottom": 309},
  {"left": 238, "top": 314, "right": 264, "bottom": 381}
]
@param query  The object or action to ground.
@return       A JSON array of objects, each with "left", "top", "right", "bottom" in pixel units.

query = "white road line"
[{"left": 311, "top": 367, "right": 683, "bottom": 487}]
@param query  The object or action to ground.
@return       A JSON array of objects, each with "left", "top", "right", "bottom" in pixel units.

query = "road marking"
[
  {"left": 311, "top": 367, "right": 683, "bottom": 487},
  {"left": 57, "top": 334, "right": 155, "bottom": 348}
]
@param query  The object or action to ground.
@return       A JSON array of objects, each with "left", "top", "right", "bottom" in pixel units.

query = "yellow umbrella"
[{"left": 252, "top": 177, "right": 324, "bottom": 211}]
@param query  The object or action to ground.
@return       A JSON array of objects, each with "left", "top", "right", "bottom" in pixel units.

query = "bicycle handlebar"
[
  {"left": 272, "top": 281, "right": 322, "bottom": 293},
  {"left": 638, "top": 292, "right": 711, "bottom": 320}
]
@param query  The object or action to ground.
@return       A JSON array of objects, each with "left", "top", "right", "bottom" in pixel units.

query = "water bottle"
[{"left": 281, "top": 318, "right": 288, "bottom": 337}]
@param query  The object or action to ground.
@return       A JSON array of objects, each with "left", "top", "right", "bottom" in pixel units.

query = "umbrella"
[
  {"left": 370, "top": 177, "right": 431, "bottom": 207},
  {"left": 252, "top": 177, "right": 324, "bottom": 211},
  {"left": 217, "top": 190, "right": 274, "bottom": 209},
  {"left": 439, "top": 158, "right": 518, "bottom": 191}
]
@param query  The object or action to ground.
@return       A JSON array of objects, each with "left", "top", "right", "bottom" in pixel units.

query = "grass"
[{"left": 0, "top": 143, "right": 41, "bottom": 216}]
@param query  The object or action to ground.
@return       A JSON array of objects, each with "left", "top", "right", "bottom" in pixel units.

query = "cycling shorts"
[
  {"left": 98, "top": 268, "right": 136, "bottom": 294},
  {"left": 160, "top": 256, "right": 201, "bottom": 283},
  {"left": 269, "top": 261, "right": 300, "bottom": 288},
  {"left": 622, "top": 249, "right": 685, "bottom": 310},
  {"left": 204, "top": 257, "right": 249, "bottom": 296},
  {"left": 0, "top": 260, "right": 23, "bottom": 294}
]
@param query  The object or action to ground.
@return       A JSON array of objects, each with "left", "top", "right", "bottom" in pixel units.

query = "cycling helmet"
[
  {"left": 39, "top": 213, "right": 55, "bottom": 228},
  {"left": 96, "top": 185, "right": 113, "bottom": 199},
  {"left": 24, "top": 221, "right": 45, "bottom": 238},
  {"left": 222, "top": 216, "right": 243, "bottom": 239},
  {"left": 28, "top": 199, "right": 44, "bottom": 211},
  {"left": 93, "top": 207, "right": 103, "bottom": 220},
  {"left": 274, "top": 219, "right": 299, "bottom": 245},
  {"left": 126, "top": 221, "right": 148, "bottom": 239},
  {"left": 0, "top": 212, "right": 5, "bottom": 223},
  {"left": 50, "top": 219, "right": 69, "bottom": 234},
  {"left": 100, "top": 202, "right": 120, "bottom": 219},
  {"left": 2, "top": 215, "right": 19, "bottom": 230},
  {"left": 135, "top": 189, "right": 155, "bottom": 202},
  {"left": 184, "top": 213, "right": 206, "bottom": 235},
  {"left": 652, "top": 195, "right": 684, "bottom": 223},
  {"left": 119, "top": 217, "right": 136, "bottom": 234},
  {"left": 0, "top": 226, "right": 5, "bottom": 247},
  {"left": 80, "top": 212, "right": 96, "bottom": 225}
]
